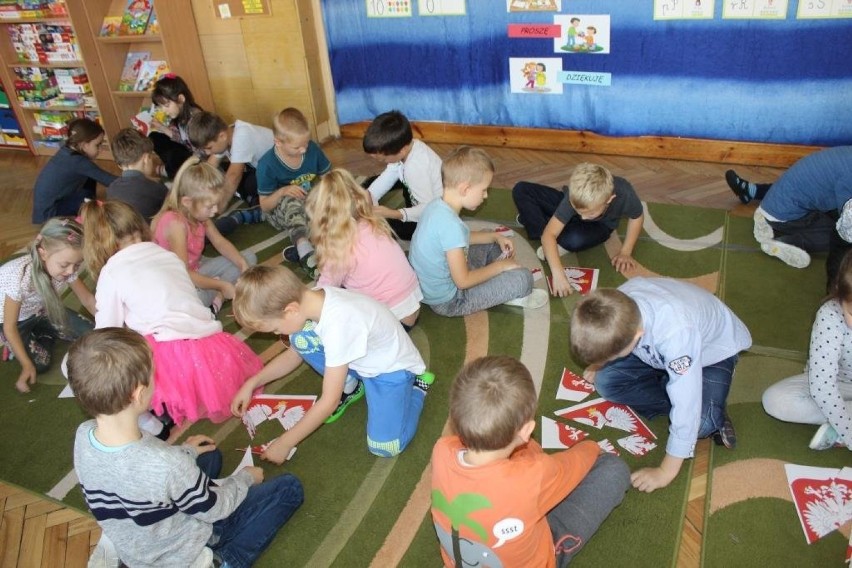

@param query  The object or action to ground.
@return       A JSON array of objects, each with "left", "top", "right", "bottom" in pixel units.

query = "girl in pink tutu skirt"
[{"left": 80, "top": 200, "right": 262, "bottom": 424}]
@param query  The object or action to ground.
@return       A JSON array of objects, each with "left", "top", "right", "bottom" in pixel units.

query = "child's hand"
[
  {"left": 230, "top": 381, "right": 255, "bottom": 417},
  {"left": 582, "top": 367, "right": 597, "bottom": 384},
  {"left": 550, "top": 271, "right": 574, "bottom": 297},
  {"left": 15, "top": 362, "right": 37, "bottom": 393},
  {"left": 261, "top": 437, "right": 293, "bottom": 465},
  {"left": 373, "top": 205, "right": 400, "bottom": 220},
  {"left": 495, "top": 235, "right": 515, "bottom": 258},
  {"left": 218, "top": 281, "right": 236, "bottom": 300},
  {"left": 241, "top": 466, "right": 264, "bottom": 485},
  {"left": 631, "top": 465, "right": 678, "bottom": 493},
  {"left": 611, "top": 253, "right": 636, "bottom": 274},
  {"left": 185, "top": 435, "right": 216, "bottom": 453},
  {"left": 280, "top": 185, "right": 307, "bottom": 200}
]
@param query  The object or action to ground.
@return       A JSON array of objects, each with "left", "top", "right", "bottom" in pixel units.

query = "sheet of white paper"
[
  {"left": 58, "top": 384, "right": 74, "bottom": 398},
  {"left": 231, "top": 447, "right": 254, "bottom": 476}
]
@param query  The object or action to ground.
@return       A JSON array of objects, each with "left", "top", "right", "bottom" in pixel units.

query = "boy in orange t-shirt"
[{"left": 430, "top": 356, "right": 630, "bottom": 567}]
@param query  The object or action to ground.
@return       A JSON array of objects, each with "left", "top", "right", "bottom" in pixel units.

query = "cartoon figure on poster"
[
  {"left": 555, "top": 15, "right": 610, "bottom": 54},
  {"left": 510, "top": 57, "right": 563, "bottom": 95}
]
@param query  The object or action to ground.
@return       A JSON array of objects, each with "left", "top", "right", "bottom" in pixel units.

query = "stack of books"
[
  {"left": 7, "top": 22, "right": 82, "bottom": 64},
  {"left": 0, "top": 0, "right": 67, "bottom": 20}
]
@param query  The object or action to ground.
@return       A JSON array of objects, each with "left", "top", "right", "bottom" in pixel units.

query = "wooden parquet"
[
  {"left": 0, "top": 139, "right": 792, "bottom": 567},
  {"left": 0, "top": 481, "right": 99, "bottom": 568}
]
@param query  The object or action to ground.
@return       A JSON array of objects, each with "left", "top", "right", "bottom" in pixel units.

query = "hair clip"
[{"left": 163, "top": 73, "right": 176, "bottom": 79}]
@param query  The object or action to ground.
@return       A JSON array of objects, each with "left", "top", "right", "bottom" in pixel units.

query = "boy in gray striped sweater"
[{"left": 70, "top": 328, "right": 303, "bottom": 568}]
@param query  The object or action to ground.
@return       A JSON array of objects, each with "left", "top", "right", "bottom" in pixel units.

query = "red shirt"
[{"left": 430, "top": 436, "right": 599, "bottom": 568}]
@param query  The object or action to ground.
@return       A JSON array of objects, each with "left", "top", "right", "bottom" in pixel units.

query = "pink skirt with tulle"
[{"left": 145, "top": 332, "right": 263, "bottom": 425}]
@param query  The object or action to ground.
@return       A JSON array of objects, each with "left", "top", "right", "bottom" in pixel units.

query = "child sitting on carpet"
[
  {"left": 762, "top": 249, "right": 852, "bottom": 451},
  {"left": 150, "top": 74, "right": 204, "bottom": 179},
  {"left": 512, "top": 163, "right": 644, "bottom": 297},
  {"left": 81, "top": 200, "right": 263, "bottom": 425},
  {"left": 0, "top": 219, "right": 94, "bottom": 392},
  {"left": 31, "top": 118, "right": 117, "bottom": 223},
  {"left": 106, "top": 128, "right": 168, "bottom": 222},
  {"left": 152, "top": 157, "right": 256, "bottom": 311},
  {"left": 70, "top": 327, "right": 303, "bottom": 568},
  {"left": 256, "top": 108, "right": 332, "bottom": 277},
  {"left": 430, "top": 356, "right": 629, "bottom": 567},
  {"left": 409, "top": 146, "right": 547, "bottom": 316},
  {"left": 305, "top": 168, "right": 422, "bottom": 328},
  {"left": 570, "top": 278, "right": 752, "bottom": 493},
  {"left": 362, "top": 110, "right": 443, "bottom": 240},
  {"left": 230, "top": 265, "right": 433, "bottom": 463}
]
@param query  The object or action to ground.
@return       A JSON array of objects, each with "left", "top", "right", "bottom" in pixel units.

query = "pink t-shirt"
[
  {"left": 318, "top": 221, "right": 419, "bottom": 311},
  {"left": 153, "top": 210, "right": 206, "bottom": 271}
]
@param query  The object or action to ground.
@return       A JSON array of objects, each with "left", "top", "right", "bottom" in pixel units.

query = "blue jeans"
[
  {"left": 594, "top": 353, "right": 738, "bottom": 438},
  {"left": 291, "top": 326, "right": 426, "bottom": 457},
  {"left": 196, "top": 449, "right": 304, "bottom": 568},
  {"left": 0, "top": 309, "right": 93, "bottom": 372}
]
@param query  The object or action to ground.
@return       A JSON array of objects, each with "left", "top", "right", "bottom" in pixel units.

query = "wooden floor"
[{"left": 0, "top": 139, "right": 787, "bottom": 567}]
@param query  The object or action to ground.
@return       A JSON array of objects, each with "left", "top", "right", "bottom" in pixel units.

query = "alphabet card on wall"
[
  {"left": 654, "top": 0, "right": 715, "bottom": 20},
  {"left": 722, "top": 0, "right": 789, "bottom": 19},
  {"left": 797, "top": 0, "right": 852, "bottom": 18}
]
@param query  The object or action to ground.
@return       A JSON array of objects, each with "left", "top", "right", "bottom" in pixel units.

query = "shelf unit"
[
  {"left": 66, "top": 0, "right": 213, "bottom": 145},
  {"left": 0, "top": 78, "right": 28, "bottom": 149},
  {"left": 0, "top": 3, "right": 110, "bottom": 157}
]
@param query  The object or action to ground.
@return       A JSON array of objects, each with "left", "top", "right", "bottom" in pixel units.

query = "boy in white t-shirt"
[
  {"left": 363, "top": 110, "right": 443, "bottom": 240},
  {"left": 230, "top": 265, "right": 435, "bottom": 464},
  {"left": 188, "top": 111, "right": 273, "bottom": 229}
]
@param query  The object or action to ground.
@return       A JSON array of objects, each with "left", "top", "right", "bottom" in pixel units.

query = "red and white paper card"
[
  {"left": 597, "top": 439, "right": 619, "bottom": 456},
  {"left": 541, "top": 416, "right": 589, "bottom": 449},
  {"left": 617, "top": 433, "right": 657, "bottom": 456},
  {"left": 241, "top": 394, "right": 316, "bottom": 439},
  {"left": 555, "top": 398, "right": 656, "bottom": 440},
  {"left": 546, "top": 266, "right": 599, "bottom": 295},
  {"left": 237, "top": 444, "right": 298, "bottom": 461},
  {"left": 556, "top": 368, "right": 595, "bottom": 402},
  {"left": 531, "top": 267, "right": 543, "bottom": 282},
  {"left": 784, "top": 464, "right": 852, "bottom": 545}
]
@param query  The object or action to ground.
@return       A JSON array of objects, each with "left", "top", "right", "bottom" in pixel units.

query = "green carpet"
[{"left": 0, "top": 191, "right": 829, "bottom": 566}]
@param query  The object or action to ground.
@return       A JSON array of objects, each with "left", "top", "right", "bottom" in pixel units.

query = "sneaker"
[
  {"left": 414, "top": 371, "right": 436, "bottom": 392},
  {"left": 725, "top": 170, "right": 752, "bottom": 205},
  {"left": 711, "top": 412, "right": 736, "bottom": 449},
  {"left": 504, "top": 288, "right": 548, "bottom": 309},
  {"left": 760, "top": 240, "right": 811, "bottom": 268},
  {"left": 752, "top": 210, "right": 774, "bottom": 243},
  {"left": 282, "top": 245, "right": 299, "bottom": 263},
  {"left": 808, "top": 423, "right": 842, "bottom": 450},
  {"left": 300, "top": 251, "right": 319, "bottom": 280},
  {"left": 230, "top": 206, "right": 263, "bottom": 225},
  {"left": 324, "top": 380, "right": 365, "bottom": 424},
  {"left": 536, "top": 245, "right": 569, "bottom": 261}
]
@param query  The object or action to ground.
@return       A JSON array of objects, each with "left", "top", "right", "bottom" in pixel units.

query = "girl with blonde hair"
[
  {"left": 307, "top": 168, "right": 422, "bottom": 328},
  {"left": 152, "top": 157, "right": 255, "bottom": 312}
]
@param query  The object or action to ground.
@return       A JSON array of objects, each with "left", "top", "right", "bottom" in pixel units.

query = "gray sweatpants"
[
  {"left": 547, "top": 453, "right": 631, "bottom": 566},
  {"left": 197, "top": 251, "right": 257, "bottom": 307},
  {"left": 430, "top": 243, "right": 533, "bottom": 317}
]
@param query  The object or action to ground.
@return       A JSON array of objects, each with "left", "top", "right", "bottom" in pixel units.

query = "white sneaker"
[
  {"left": 808, "top": 423, "right": 842, "bottom": 450},
  {"left": 753, "top": 209, "right": 774, "bottom": 243},
  {"left": 504, "top": 288, "right": 548, "bottom": 309},
  {"left": 536, "top": 245, "right": 569, "bottom": 262},
  {"left": 760, "top": 240, "right": 811, "bottom": 268}
]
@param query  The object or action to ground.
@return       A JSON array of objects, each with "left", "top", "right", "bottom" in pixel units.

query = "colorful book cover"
[
  {"left": 132, "top": 60, "right": 169, "bottom": 92},
  {"left": 118, "top": 0, "right": 153, "bottom": 36},
  {"left": 118, "top": 51, "right": 149, "bottom": 92},
  {"left": 145, "top": 9, "right": 159, "bottom": 36},
  {"left": 99, "top": 15, "right": 122, "bottom": 37}
]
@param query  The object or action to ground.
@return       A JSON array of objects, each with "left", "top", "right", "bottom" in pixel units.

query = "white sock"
[
  {"left": 138, "top": 411, "right": 163, "bottom": 436},
  {"left": 296, "top": 240, "right": 314, "bottom": 259},
  {"left": 343, "top": 375, "right": 359, "bottom": 395}
]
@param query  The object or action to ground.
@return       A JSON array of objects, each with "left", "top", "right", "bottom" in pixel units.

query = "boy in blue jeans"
[
  {"left": 230, "top": 265, "right": 433, "bottom": 463},
  {"left": 409, "top": 146, "right": 547, "bottom": 316},
  {"left": 70, "top": 327, "right": 303, "bottom": 568},
  {"left": 570, "top": 278, "right": 752, "bottom": 493}
]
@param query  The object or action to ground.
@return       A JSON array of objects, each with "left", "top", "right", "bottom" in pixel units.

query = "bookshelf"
[
  {"left": 0, "top": 79, "right": 28, "bottom": 149},
  {"left": 65, "top": 0, "right": 213, "bottom": 145},
  {"left": 0, "top": 1, "right": 111, "bottom": 157}
]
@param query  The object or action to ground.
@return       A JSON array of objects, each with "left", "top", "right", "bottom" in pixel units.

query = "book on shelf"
[
  {"left": 99, "top": 16, "right": 122, "bottom": 37},
  {"left": 145, "top": 9, "right": 159, "bottom": 36},
  {"left": 118, "top": 51, "right": 149, "bottom": 91},
  {"left": 119, "top": 0, "right": 153, "bottom": 36},
  {"left": 132, "top": 60, "right": 168, "bottom": 92}
]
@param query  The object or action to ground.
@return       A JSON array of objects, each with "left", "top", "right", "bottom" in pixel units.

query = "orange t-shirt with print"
[{"left": 430, "top": 436, "right": 599, "bottom": 568}]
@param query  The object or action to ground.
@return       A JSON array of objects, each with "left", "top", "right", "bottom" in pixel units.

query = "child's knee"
[{"left": 761, "top": 383, "right": 789, "bottom": 420}]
